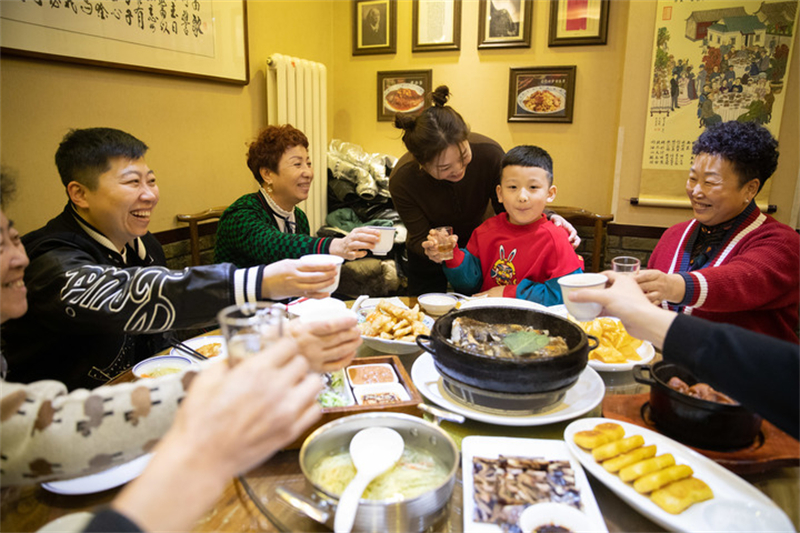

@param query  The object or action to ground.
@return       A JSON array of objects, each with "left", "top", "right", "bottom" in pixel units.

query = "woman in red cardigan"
[{"left": 638, "top": 121, "right": 799, "bottom": 342}]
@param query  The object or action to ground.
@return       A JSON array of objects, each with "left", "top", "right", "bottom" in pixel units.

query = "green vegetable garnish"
[{"left": 502, "top": 331, "right": 551, "bottom": 357}]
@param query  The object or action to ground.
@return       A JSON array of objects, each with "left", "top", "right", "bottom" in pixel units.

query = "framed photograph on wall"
[
  {"left": 508, "top": 66, "right": 576, "bottom": 123},
  {"left": 377, "top": 70, "right": 432, "bottom": 122},
  {"left": 0, "top": 0, "right": 249, "bottom": 84},
  {"left": 478, "top": 0, "right": 533, "bottom": 49},
  {"left": 353, "top": 0, "right": 397, "bottom": 56},
  {"left": 548, "top": 0, "right": 609, "bottom": 47},
  {"left": 412, "top": 0, "right": 461, "bottom": 52}
]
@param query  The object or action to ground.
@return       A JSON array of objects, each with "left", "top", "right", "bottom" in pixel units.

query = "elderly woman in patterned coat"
[{"left": 215, "top": 125, "right": 380, "bottom": 268}]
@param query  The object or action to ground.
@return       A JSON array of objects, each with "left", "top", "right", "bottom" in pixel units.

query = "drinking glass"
[
  {"left": 612, "top": 256, "right": 641, "bottom": 275},
  {"left": 434, "top": 226, "right": 455, "bottom": 261},
  {"left": 218, "top": 302, "right": 286, "bottom": 366}
]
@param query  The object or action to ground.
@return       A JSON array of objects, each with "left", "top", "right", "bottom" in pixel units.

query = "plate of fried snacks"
[
  {"left": 357, "top": 298, "right": 433, "bottom": 354},
  {"left": 462, "top": 435, "right": 607, "bottom": 533},
  {"left": 578, "top": 317, "right": 655, "bottom": 372},
  {"left": 564, "top": 418, "right": 795, "bottom": 533}
]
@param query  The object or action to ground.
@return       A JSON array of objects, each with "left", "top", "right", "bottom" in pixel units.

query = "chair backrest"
[
  {"left": 549, "top": 206, "right": 614, "bottom": 272},
  {"left": 176, "top": 207, "right": 227, "bottom": 266}
]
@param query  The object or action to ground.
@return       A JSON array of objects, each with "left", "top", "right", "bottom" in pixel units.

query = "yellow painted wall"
[
  {"left": 331, "top": 0, "right": 628, "bottom": 219},
  {"left": 0, "top": 0, "right": 336, "bottom": 233},
  {"left": 2, "top": 0, "right": 798, "bottom": 234}
]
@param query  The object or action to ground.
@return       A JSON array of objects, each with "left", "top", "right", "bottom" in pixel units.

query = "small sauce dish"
[
  {"left": 518, "top": 502, "right": 595, "bottom": 533},
  {"left": 418, "top": 293, "right": 458, "bottom": 316}
]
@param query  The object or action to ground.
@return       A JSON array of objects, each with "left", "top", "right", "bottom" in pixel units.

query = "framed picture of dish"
[
  {"left": 412, "top": 0, "right": 461, "bottom": 52},
  {"left": 548, "top": 0, "right": 609, "bottom": 47},
  {"left": 508, "top": 66, "right": 576, "bottom": 123},
  {"left": 353, "top": 0, "right": 397, "bottom": 56},
  {"left": 477, "top": 0, "right": 533, "bottom": 49},
  {"left": 377, "top": 69, "right": 432, "bottom": 122}
]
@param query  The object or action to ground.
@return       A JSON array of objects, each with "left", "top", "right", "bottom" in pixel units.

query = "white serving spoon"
[{"left": 333, "top": 427, "right": 404, "bottom": 533}]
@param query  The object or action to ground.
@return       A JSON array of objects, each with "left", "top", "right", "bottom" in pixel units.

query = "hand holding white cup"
[
  {"left": 366, "top": 226, "right": 396, "bottom": 256},
  {"left": 299, "top": 254, "right": 344, "bottom": 294},
  {"left": 557, "top": 273, "right": 608, "bottom": 321}
]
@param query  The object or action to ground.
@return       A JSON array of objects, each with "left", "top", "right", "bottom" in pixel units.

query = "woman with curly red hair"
[{"left": 215, "top": 125, "right": 380, "bottom": 267}]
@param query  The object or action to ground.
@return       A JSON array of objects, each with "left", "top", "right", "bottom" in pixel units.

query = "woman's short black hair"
[
  {"left": 55, "top": 128, "right": 149, "bottom": 190},
  {"left": 693, "top": 121, "right": 779, "bottom": 192}
]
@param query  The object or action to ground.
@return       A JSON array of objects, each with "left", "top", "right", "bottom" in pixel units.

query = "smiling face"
[
  {"left": 0, "top": 211, "right": 30, "bottom": 324},
  {"left": 686, "top": 153, "right": 759, "bottom": 227},
  {"left": 69, "top": 157, "right": 159, "bottom": 251},
  {"left": 496, "top": 165, "right": 556, "bottom": 226},
  {"left": 423, "top": 141, "right": 472, "bottom": 183},
  {"left": 262, "top": 145, "right": 313, "bottom": 211}
]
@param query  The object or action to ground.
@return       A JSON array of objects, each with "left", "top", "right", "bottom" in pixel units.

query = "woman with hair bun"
[{"left": 389, "top": 86, "right": 577, "bottom": 294}]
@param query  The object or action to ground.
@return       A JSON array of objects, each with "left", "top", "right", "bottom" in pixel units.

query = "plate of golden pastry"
[
  {"left": 564, "top": 418, "right": 795, "bottom": 533},
  {"left": 357, "top": 298, "right": 433, "bottom": 355},
  {"left": 577, "top": 317, "right": 655, "bottom": 372}
]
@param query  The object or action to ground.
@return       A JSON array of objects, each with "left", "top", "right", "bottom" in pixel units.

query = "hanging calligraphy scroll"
[
  {"left": 637, "top": 0, "right": 797, "bottom": 209},
  {"left": 0, "top": 0, "right": 248, "bottom": 84}
]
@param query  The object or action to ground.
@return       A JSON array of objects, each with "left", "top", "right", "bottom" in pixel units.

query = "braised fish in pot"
[{"left": 449, "top": 317, "right": 569, "bottom": 359}]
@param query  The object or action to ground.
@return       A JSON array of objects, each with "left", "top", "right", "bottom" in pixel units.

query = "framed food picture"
[
  {"left": 508, "top": 66, "right": 576, "bottom": 123},
  {"left": 377, "top": 70, "right": 432, "bottom": 122},
  {"left": 548, "top": 0, "right": 609, "bottom": 47},
  {"left": 353, "top": 0, "right": 397, "bottom": 56},
  {"left": 478, "top": 0, "right": 533, "bottom": 49}
]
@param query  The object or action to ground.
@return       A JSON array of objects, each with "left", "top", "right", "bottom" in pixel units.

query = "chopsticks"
[{"left": 170, "top": 340, "right": 208, "bottom": 361}]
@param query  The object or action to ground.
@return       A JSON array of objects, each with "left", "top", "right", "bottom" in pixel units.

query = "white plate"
[
  {"left": 169, "top": 334, "right": 227, "bottom": 360},
  {"left": 458, "top": 297, "right": 552, "bottom": 312},
  {"left": 411, "top": 353, "right": 604, "bottom": 426},
  {"left": 564, "top": 418, "right": 796, "bottom": 533},
  {"left": 41, "top": 453, "right": 152, "bottom": 495},
  {"left": 579, "top": 318, "right": 656, "bottom": 372},
  {"left": 461, "top": 436, "right": 608, "bottom": 533},
  {"left": 383, "top": 82, "right": 425, "bottom": 113},
  {"left": 517, "top": 86, "right": 567, "bottom": 114},
  {"left": 358, "top": 299, "right": 434, "bottom": 355}
]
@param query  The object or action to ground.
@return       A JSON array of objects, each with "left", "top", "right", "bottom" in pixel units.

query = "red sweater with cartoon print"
[
  {"left": 443, "top": 213, "right": 583, "bottom": 305},
  {"left": 648, "top": 207, "right": 799, "bottom": 343}
]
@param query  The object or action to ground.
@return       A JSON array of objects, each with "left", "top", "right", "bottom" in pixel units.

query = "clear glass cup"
[
  {"left": 217, "top": 302, "right": 286, "bottom": 366},
  {"left": 434, "top": 226, "right": 455, "bottom": 260},
  {"left": 612, "top": 256, "right": 641, "bottom": 274}
]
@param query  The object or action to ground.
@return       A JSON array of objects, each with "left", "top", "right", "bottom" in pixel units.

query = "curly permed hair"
[
  {"left": 693, "top": 121, "right": 779, "bottom": 192},
  {"left": 247, "top": 125, "right": 309, "bottom": 184}
]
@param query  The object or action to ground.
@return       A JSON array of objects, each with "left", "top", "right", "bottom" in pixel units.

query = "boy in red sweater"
[{"left": 437, "top": 145, "right": 583, "bottom": 304}]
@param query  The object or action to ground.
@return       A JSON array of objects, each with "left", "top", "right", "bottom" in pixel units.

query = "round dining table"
[{"left": 2, "top": 298, "right": 798, "bottom": 533}]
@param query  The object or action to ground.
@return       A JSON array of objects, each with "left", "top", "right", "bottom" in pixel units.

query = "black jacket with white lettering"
[{"left": 2, "top": 205, "right": 265, "bottom": 390}]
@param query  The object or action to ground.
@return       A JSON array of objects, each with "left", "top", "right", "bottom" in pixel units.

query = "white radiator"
[{"left": 266, "top": 54, "right": 328, "bottom": 234}]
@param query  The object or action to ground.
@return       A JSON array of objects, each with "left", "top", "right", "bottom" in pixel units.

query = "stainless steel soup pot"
[{"left": 297, "top": 412, "right": 459, "bottom": 533}]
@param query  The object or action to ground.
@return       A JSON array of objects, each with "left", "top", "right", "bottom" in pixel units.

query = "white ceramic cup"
[
  {"left": 367, "top": 226, "right": 396, "bottom": 256},
  {"left": 299, "top": 254, "right": 345, "bottom": 293},
  {"left": 299, "top": 307, "right": 358, "bottom": 325},
  {"left": 557, "top": 273, "right": 608, "bottom": 321}
]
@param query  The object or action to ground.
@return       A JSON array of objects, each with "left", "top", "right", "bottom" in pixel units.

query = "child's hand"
[
  {"left": 474, "top": 286, "right": 506, "bottom": 298},
  {"left": 422, "top": 230, "right": 458, "bottom": 263}
]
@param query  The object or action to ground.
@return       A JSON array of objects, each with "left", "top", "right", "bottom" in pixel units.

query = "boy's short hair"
[
  {"left": 501, "top": 145, "right": 554, "bottom": 185},
  {"left": 55, "top": 128, "right": 149, "bottom": 190}
]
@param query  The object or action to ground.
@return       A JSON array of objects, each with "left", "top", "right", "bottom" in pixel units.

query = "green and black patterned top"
[{"left": 215, "top": 192, "right": 333, "bottom": 268}]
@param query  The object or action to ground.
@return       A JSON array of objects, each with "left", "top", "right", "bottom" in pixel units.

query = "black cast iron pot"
[
  {"left": 416, "top": 307, "right": 597, "bottom": 394},
  {"left": 633, "top": 361, "right": 762, "bottom": 450}
]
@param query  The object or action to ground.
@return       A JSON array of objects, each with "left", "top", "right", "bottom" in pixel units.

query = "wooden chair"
[
  {"left": 549, "top": 206, "right": 614, "bottom": 272},
  {"left": 176, "top": 207, "right": 227, "bottom": 266}
]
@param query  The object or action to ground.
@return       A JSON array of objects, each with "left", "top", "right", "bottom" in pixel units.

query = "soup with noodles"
[{"left": 310, "top": 445, "right": 449, "bottom": 501}]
